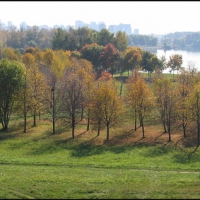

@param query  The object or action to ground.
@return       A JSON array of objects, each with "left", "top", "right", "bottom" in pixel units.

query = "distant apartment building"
[
  {"left": 108, "top": 25, "right": 119, "bottom": 34},
  {"left": 0, "top": 20, "right": 6, "bottom": 29},
  {"left": 89, "top": 21, "right": 99, "bottom": 31},
  {"left": 75, "top": 20, "right": 89, "bottom": 29},
  {"left": 109, "top": 23, "right": 132, "bottom": 35},
  {"left": 134, "top": 29, "right": 139, "bottom": 35},
  {"left": 118, "top": 23, "right": 132, "bottom": 35},
  {"left": 7, "top": 21, "right": 14, "bottom": 27},
  {"left": 99, "top": 22, "right": 106, "bottom": 31}
]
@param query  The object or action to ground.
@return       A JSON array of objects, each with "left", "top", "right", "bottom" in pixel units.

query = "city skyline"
[{"left": 0, "top": 1, "right": 200, "bottom": 35}]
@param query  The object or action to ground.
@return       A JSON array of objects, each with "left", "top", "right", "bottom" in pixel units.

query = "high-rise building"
[
  {"left": 118, "top": 23, "right": 132, "bottom": 35},
  {"left": 75, "top": 20, "right": 89, "bottom": 29},
  {"left": 134, "top": 29, "right": 139, "bottom": 35},
  {"left": 89, "top": 21, "right": 99, "bottom": 31},
  {"left": 99, "top": 21, "right": 106, "bottom": 31},
  {"left": 108, "top": 25, "right": 119, "bottom": 34}
]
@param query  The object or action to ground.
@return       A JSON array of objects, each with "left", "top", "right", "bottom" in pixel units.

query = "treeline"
[
  {"left": 164, "top": 32, "right": 200, "bottom": 50},
  {"left": 128, "top": 34, "right": 157, "bottom": 46},
  {"left": 0, "top": 25, "right": 158, "bottom": 53},
  {"left": 1, "top": 45, "right": 200, "bottom": 149}
]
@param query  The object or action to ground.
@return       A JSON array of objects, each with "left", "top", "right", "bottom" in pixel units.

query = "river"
[{"left": 155, "top": 49, "right": 200, "bottom": 73}]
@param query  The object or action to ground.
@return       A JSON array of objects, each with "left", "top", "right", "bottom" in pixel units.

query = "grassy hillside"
[{"left": 0, "top": 118, "right": 200, "bottom": 199}]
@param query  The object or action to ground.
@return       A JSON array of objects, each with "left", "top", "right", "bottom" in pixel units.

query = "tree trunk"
[
  {"left": 141, "top": 119, "right": 145, "bottom": 138},
  {"left": 106, "top": 122, "right": 110, "bottom": 141},
  {"left": 87, "top": 115, "right": 90, "bottom": 131},
  {"left": 33, "top": 111, "right": 36, "bottom": 127},
  {"left": 119, "top": 80, "right": 123, "bottom": 97},
  {"left": 81, "top": 107, "right": 84, "bottom": 121},
  {"left": 24, "top": 111, "right": 27, "bottom": 133},
  {"left": 182, "top": 122, "right": 187, "bottom": 138},
  {"left": 134, "top": 108, "right": 137, "bottom": 131},
  {"left": 97, "top": 119, "right": 101, "bottom": 136},
  {"left": 39, "top": 111, "right": 41, "bottom": 120},
  {"left": 52, "top": 88, "right": 55, "bottom": 134},
  {"left": 167, "top": 114, "right": 171, "bottom": 142},
  {"left": 72, "top": 113, "right": 75, "bottom": 139},
  {"left": 197, "top": 116, "right": 200, "bottom": 147},
  {"left": 23, "top": 85, "right": 27, "bottom": 133}
]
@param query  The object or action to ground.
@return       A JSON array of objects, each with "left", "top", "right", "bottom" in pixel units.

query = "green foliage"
[
  {"left": 80, "top": 43, "right": 104, "bottom": 72},
  {"left": 113, "top": 31, "right": 128, "bottom": 52},
  {"left": 0, "top": 59, "right": 25, "bottom": 130},
  {"left": 128, "top": 34, "right": 157, "bottom": 46},
  {"left": 97, "top": 28, "right": 114, "bottom": 46}
]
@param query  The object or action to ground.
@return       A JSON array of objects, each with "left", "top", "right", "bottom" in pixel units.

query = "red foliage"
[
  {"left": 99, "top": 43, "right": 120, "bottom": 70},
  {"left": 98, "top": 70, "right": 112, "bottom": 81}
]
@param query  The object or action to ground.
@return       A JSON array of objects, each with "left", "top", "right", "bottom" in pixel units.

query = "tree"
[
  {"left": 2, "top": 47, "right": 21, "bottom": 61},
  {"left": 126, "top": 76, "right": 155, "bottom": 137},
  {"left": 74, "top": 27, "right": 93, "bottom": 50},
  {"left": 40, "top": 48, "right": 68, "bottom": 134},
  {"left": 52, "top": 28, "right": 66, "bottom": 50},
  {"left": 188, "top": 82, "right": 200, "bottom": 148},
  {"left": 99, "top": 43, "right": 120, "bottom": 77},
  {"left": 58, "top": 57, "right": 94, "bottom": 138},
  {"left": 175, "top": 70, "right": 193, "bottom": 138},
  {"left": 90, "top": 78, "right": 124, "bottom": 140},
  {"left": 167, "top": 54, "right": 183, "bottom": 79},
  {"left": 122, "top": 47, "right": 143, "bottom": 76},
  {"left": 113, "top": 31, "right": 128, "bottom": 52},
  {"left": 141, "top": 51, "right": 164, "bottom": 77},
  {"left": 22, "top": 53, "right": 49, "bottom": 128},
  {"left": 97, "top": 28, "right": 114, "bottom": 46},
  {"left": 153, "top": 77, "right": 177, "bottom": 142},
  {"left": 80, "top": 43, "right": 104, "bottom": 76},
  {"left": 0, "top": 59, "right": 25, "bottom": 130}
]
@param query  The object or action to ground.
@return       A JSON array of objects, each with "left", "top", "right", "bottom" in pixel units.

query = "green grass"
[{"left": 0, "top": 119, "right": 200, "bottom": 199}]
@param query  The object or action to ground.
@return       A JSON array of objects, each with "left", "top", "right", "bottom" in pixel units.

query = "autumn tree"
[
  {"left": 2, "top": 47, "right": 21, "bottom": 61},
  {"left": 90, "top": 78, "right": 124, "bottom": 140},
  {"left": 58, "top": 57, "right": 94, "bottom": 138},
  {"left": 175, "top": 70, "right": 194, "bottom": 138},
  {"left": 153, "top": 77, "right": 177, "bottom": 142},
  {"left": 167, "top": 54, "right": 183, "bottom": 79},
  {"left": 22, "top": 53, "right": 49, "bottom": 128},
  {"left": 188, "top": 82, "right": 200, "bottom": 148},
  {"left": 122, "top": 47, "right": 143, "bottom": 76},
  {"left": 126, "top": 76, "right": 155, "bottom": 137},
  {"left": 99, "top": 43, "right": 120, "bottom": 77},
  {"left": 0, "top": 59, "right": 25, "bottom": 130},
  {"left": 40, "top": 48, "right": 68, "bottom": 134}
]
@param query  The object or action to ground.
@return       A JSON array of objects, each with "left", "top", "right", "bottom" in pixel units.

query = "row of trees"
[
  {"left": 0, "top": 25, "right": 128, "bottom": 53},
  {"left": 128, "top": 34, "right": 157, "bottom": 46},
  {"left": 163, "top": 32, "right": 200, "bottom": 50},
  {"left": 0, "top": 43, "right": 183, "bottom": 80},
  {"left": 1, "top": 47, "right": 200, "bottom": 148},
  {"left": 0, "top": 25, "right": 159, "bottom": 54}
]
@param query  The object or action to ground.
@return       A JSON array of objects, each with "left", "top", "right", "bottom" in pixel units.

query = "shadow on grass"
[
  {"left": 0, "top": 127, "right": 23, "bottom": 141},
  {"left": 144, "top": 145, "right": 174, "bottom": 157}
]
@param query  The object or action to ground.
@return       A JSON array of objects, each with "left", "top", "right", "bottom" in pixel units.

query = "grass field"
[{"left": 0, "top": 117, "right": 200, "bottom": 199}]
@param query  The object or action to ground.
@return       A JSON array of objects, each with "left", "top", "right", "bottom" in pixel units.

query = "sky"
[{"left": 0, "top": 1, "right": 200, "bottom": 35}]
